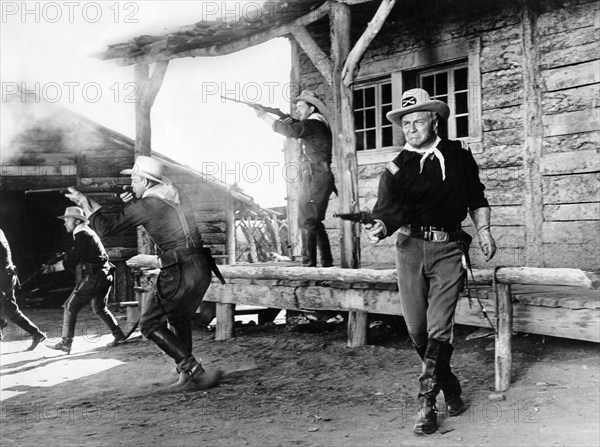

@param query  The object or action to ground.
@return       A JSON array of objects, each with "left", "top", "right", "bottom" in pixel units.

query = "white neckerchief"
[
  {"left": 73, "top": 222, "right": 93, "bottom": 237},
  {"left": 143, "top": 183, "right": 180, "bottom": 204},
  {"left": 403, "top": 136, "right": 445, "bottom": 181},
  {"left": 307, "top": 112, "right": 330, "bottom": 129}
]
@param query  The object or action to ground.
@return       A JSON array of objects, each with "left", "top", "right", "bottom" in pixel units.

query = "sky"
[{"left": 1, "top": 1, "right": 293, "bottom": 207}]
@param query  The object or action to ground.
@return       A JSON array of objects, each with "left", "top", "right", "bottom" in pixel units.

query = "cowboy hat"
[
  {"left": 58, "top": 206, "right": 88, "bottom": 223},
  {"left": 120, "top": 155, "right": 165, "bottom": 184},
  {"left": 293, "top": 90, "right": 329, "bottom": 117},
  {"left": 386, "top": 88, "right": 450, "bottom": 126}
]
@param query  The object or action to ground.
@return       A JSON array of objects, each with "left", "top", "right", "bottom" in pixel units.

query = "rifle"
[
  {"left": 333, "top": 211, "right": 375, "bottom": 225},
  {"left": 220, "top": 95, "right": 290, "bottom": 119},
  {"left": 25, "top": 183, "right": 134, "bottom": 196},
  {"left": 18, "top": 252, "right": 66, "bottom": 290}
]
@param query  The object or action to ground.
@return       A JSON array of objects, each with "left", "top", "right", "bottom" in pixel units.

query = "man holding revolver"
[{"left": 366, "top": 88, "right": 496, "bottom": 435}]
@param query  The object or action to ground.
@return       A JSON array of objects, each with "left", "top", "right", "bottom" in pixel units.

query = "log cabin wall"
[{"left": 293, "top": 0, "right": 599, "bottom": 269}]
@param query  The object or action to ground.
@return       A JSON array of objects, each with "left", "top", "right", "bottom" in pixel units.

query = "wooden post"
[
  {"left": 330, "top": 2, "right": 367, "bottom": 347},
  {"left": 225, "top": 197, "right": 236, "bottom": 265},
  {"left": 133, "top": 62, "right": 169, "bottom": 255},
  {"left": 495, "top": 283, "right": 513, "bottom": 391},
  {"left": 215, "top": 303, "right": 235, "bottom": 341},
  {"left": 286, "top": 42, "right": 302, "bottom": 262}
]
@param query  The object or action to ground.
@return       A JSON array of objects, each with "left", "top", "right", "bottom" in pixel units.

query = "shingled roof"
[{"left": 101, "top": 0, "right": 328, "bottom": 65}]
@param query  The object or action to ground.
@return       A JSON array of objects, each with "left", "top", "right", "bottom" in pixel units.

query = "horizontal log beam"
[{"left": 126, "top": 255, "right": 600, "bottom": 289}]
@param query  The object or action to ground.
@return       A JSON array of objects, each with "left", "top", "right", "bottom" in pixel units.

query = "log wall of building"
[{"left": 294, "top": 0, "right": 599, "bottom": 270}]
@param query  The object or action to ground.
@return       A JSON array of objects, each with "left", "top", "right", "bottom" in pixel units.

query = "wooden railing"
[{"left": 126, "top": 256, "right": 599, "bottom": 391}]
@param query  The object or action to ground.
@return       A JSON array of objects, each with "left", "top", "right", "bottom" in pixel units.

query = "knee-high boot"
[
  {"left": 301, "top": 229, "right": 317, "bottom": 267},
  {"left": 415, "top": 342, "right": 464, "bottom": 417},
  {"left": 316, "top": 228, "right": 333, "bottom": 267},
  {"left": 439, "top": 343, "right": 464, "bottom": 416},
  {"left": 414, "top": 338, "right": 443, "bottom": 435},
  {"left": 171, "top": 321, "right": 193, "bottom": 355},
  {"left": 47, "top": 307, "right": 77, "bottom": 354},
  {"left": 11, "top": 313, "right": 46, "bottom": 351},
  {"left": 147, "top": 326, "right": 222, "bottom": 392}
]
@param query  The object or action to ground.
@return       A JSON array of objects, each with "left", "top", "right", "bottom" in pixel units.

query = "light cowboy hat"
[
  {"left": 58, "top": 206, "right": 88, "bottom": 223},
  {"left": 293, "top": 89, "right": 329, "bottom": 117},
  {"left": 120, "top": 155, "right": 166, "bottom": 184},
  {"left": 386, "top": 88, "right": 450, "bottom": 126}
]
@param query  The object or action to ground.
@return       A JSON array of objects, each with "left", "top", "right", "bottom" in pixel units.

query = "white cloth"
[
  {"left": 403, "top": 136, "right": 446, "bottom": 181},
  {"left": 143, "top": 183, "right": 180, "bottom": 204}
]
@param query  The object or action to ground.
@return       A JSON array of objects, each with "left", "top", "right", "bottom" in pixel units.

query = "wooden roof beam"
[
  {"left": 342, "top": 0, "right": 397, "bottom": 87},
  {"left": 115, "top": 2, "right": 332, "bottom": 66},
  {"left": 290, "top": 25, "right": 333, "bottom": 87}
]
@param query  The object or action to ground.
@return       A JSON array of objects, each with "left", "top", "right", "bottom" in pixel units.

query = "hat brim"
[
  {"left": 120, "top": 168, "right": 165, "bottom": 184},
  {"left": 293, "top": 95, "right": 329, "bottom": 118},
  {"left": 386, "top": 101, "right": 450, "bottom": 126},
  {"left": 58, "top": 214, "right": 89, "bottom": 223}
]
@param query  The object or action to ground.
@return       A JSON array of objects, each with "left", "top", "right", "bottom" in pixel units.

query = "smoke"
[{"left": 0, "top": 90, "right": 103, "bottom": 165}]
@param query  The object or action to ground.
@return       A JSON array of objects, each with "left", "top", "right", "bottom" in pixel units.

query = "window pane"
[
  {"left": 435, "top": 72, "right": 448, "bottom": 96},
  {"left": 354, "top": 110, "right": 364, "bottom": 130},
  {"left": 356, "top": 130, "right": 365, "bottom": 151},
  {"left": 354, "top": 89, "right": 364, "bottom": 109},
  {"left": 365, "top": 87, "right": 375, "bottom": 106},
  {"left": 455, "top": 68, "right": 468, "bottom": 91},
  {"left": 366, "top": 130, "right": 376, "bottom": 149},
  {"left": 456, "top": 116, "right": 469, "bottom": 138},
  {"left": 422, "top": 76, "right": 434, "bottom": 95},
  {"left": 456, "top": 92, "right": 468, "bottom": 115},
  {"left": 382, "top": 126, "right": 393, "bottom": 147},
  {"left": 382, "top": 104, "right": 392, "bottom": 123},
  {"left": 381, "top": 83, "right": 391, "bottom": 104},
  {"left": 365, "top": 109, "right": 376, "bottom": 128}
]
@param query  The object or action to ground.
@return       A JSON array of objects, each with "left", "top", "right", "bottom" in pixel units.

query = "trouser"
[
  {"left": 62, "top": 270, "right": 120, "bottom": 340},
  {"left": 298, "top": 165, "right": 335, "bottom": 267},
  {"left": 1, "top": 274, "right": 44, "bottom": 337},
  {"left": 139, "top": 249, "right": 212, "bottom": 367},
  {"left": 395, "top": 233, "right": 464, "bottom": 347}
]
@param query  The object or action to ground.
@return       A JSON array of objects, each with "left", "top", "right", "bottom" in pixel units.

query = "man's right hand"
[
  {"left": 120, "top": 191, "right": 135, "bottom": 203},
  {"left": 364, "top": 221, "right": 385, "bottom": 244}
]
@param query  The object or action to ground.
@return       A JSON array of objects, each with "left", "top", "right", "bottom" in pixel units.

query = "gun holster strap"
[{"left": 158, "top": 247, "right": 226, "bottom": 285}]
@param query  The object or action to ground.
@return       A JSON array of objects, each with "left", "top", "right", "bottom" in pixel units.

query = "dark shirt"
[
  {"left": 372, "top": 139, "right": 489, "bottom": 237},
  {"left": 90, "top": 196, "right": 188, "bottom": 253},
  {"left": 272, "top": 115, "right": 332, "bottom": 164},
  {"left": 62, "top": 226, "right": 110, "bottom": 271}
]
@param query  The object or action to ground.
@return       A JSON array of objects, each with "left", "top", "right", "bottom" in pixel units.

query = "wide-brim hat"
[
  {"left": 293, "top": 89, "right": 329, "bottom": 117},
  {"left": 386, "top": 88, "right": 450, "bottom": 126},
  {"left": 120, "top": 155, "right": 165, "bottom": 184},
  {"left": 58, "top": 206, "right": 88, "bottom": 223}
]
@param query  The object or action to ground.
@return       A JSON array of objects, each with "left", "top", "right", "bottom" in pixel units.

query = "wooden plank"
[
  {"left": 543, "top": 109, "right": 600, "bottom": 136},
  {"left": 544, "top": 203, "right": 600, "bottom": 221},
  {"left": 541, "top": 149, "right": 600, "bottom": 174},
  {"left": 1, "top": 164, "right": 77, "bottom": 176},
  {"left": 543, "top": 243, "right": 600, "bottom": 270},
  {"left": 543, "top": 173, "right": 600, "bottom": 204},
  {"left": 495, "top": 284, "right": 512, "bottom": 391},
  {"left": 543, "top": 131, "right": 599, "bottom": 155},
  {"left": 544, "top": 60, "right": 600, "bottom": 92}
]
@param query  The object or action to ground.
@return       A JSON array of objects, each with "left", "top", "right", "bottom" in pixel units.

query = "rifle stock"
[{"left": 220, "top": 95, "right": 290, "bottom": 119}]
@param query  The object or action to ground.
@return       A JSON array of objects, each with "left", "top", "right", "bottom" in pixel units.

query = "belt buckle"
[{"left": 431, "top": 230, "right": 449, "bottom": 242}]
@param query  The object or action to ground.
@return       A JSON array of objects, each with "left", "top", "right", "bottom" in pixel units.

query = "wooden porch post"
[
  {"left": 225, "top": 196, "right": 236, "bottom": 265},
  {"left": 133, "top": 62, "right": 169, "bottom": 254}
]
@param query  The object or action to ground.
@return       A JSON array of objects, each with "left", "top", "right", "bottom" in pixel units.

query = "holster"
[{"left": 158, "top": 247, "right": 226, "bottom": 286}]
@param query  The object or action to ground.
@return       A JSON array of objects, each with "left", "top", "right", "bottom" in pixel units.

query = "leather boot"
[
  {"left": 46, "top": 337, "right": 72, "bottom": 354},
  {"left": 414, "top": 338, "right": 442, "bottom": 435},
  {"left": 171, "top": 321, "right": 192, "bottom": 355},
  {"left": 147, "top": 327, "right": 222, "bottom": 392},
  {"left": 26, "top": 332, "right": 47, "bottom": 351},
  {"left": 316, "top": 228, "right": 333, "bottom": 267},
  {"left": 439, "top": 343, "right": 464, "bottom": 416},
  {"left": 106, "top": 327, "right": 128, "bottom": 347},
  {"left": 301, "top": 229, "right": 317, "bottom": 267}
]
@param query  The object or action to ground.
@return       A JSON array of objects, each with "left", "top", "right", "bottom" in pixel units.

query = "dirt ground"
[{"left": 1, "top": 306, "right": 598, "bottom": 447}]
